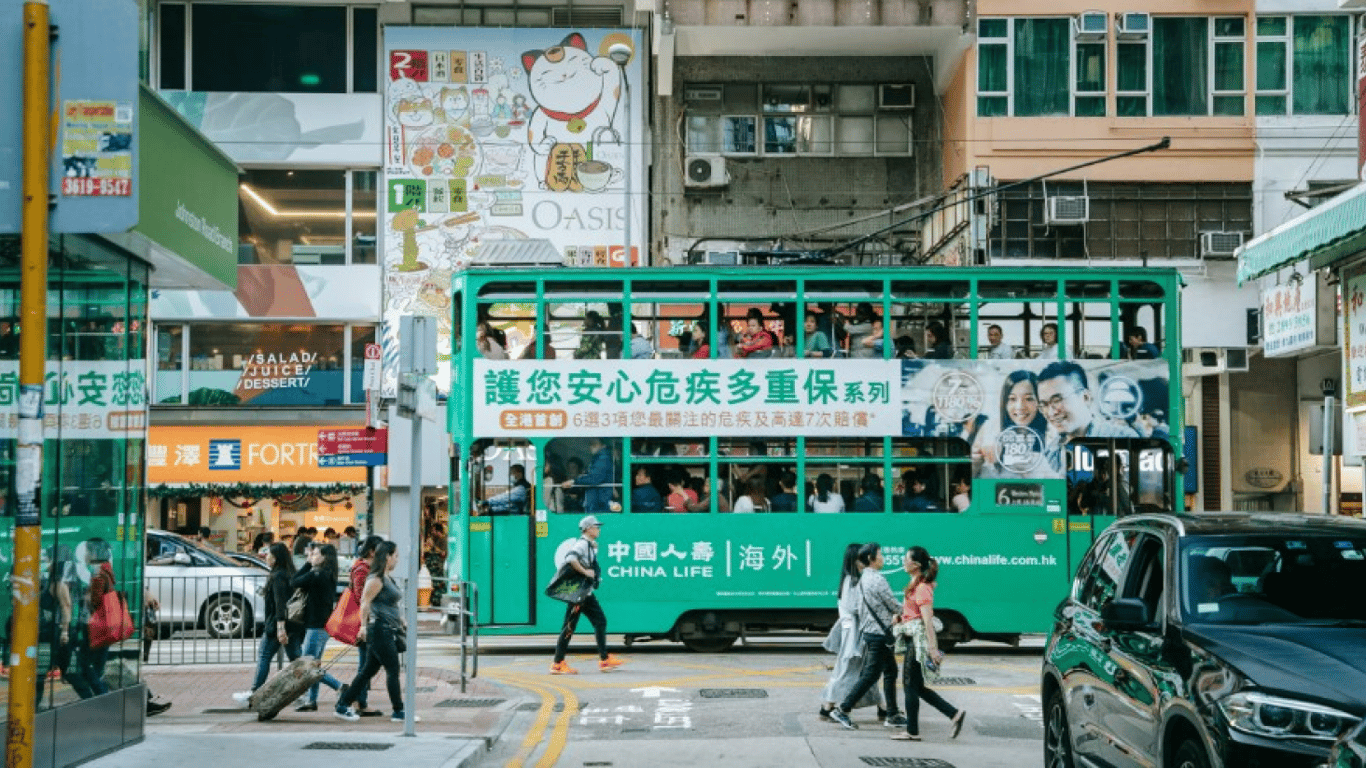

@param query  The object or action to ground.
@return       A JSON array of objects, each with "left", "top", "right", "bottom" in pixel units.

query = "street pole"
[
  {"left": 607, "top": 44, "right": 631, "bottom": 268},
  {"left": 1323, "top": 394, "right": 1335, "bottom": 515},
  {"left": 404, "top": 389, "right": 419, "bottom": 737},
  {"left": 7, "top": 3, "right": 51, "bottom": 767}
]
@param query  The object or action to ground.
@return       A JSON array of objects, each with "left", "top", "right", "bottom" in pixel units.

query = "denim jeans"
[
  {"left": 72, "top": 639, "right": 110, "bottom": 698},
  {"left": 302, "top": 628, "right": 343, "bottom": 703},
  {"left": 337, "top": 622, "right": 403, "bottom": 714},
  {"left": 251, "top": 631, "right": 303, "bottom": 691}
]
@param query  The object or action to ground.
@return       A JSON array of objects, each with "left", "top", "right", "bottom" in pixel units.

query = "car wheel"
[
  {"left": 1044, "top": 689, "right": 1075, "bottom": 768},
  {"left": 204, "top": 595, "right": 250, "bottom": 639},
  {"left": 1171, "top": 739, "right": 1210, "bottom": 768}
]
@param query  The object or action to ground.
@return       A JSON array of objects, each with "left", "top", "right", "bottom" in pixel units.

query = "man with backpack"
[{"left": 550, "top": 516, "right": 625, "bottom": 675}]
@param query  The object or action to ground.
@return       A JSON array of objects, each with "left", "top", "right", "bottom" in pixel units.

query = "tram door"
[
  {"left": 467, "top": 443, "right": 536, "bottom": 626},
  {"left": 1063, "top": 441, "right": 1174, "bottom": 575}
]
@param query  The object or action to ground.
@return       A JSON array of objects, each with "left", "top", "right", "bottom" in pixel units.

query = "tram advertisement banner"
[
  {"left": 381, "top": 27, "right": 646, "bottom": 397},
  {"left": 473, "top": 358, "right": 1170, "bottom": 475}
]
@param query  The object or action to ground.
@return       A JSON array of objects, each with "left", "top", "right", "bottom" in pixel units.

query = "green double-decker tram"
[{"left": 448, "top": 265, "right": 1183, "bottom": 650}]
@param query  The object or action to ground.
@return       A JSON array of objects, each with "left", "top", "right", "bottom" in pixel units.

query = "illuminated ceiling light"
[{"left": 240, "top": 182, "right": 375, "bottom": 219}]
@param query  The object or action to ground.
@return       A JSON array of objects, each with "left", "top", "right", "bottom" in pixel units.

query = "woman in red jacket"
[{"left": 72, "top": 538, "right": 115, "bottom": 697}]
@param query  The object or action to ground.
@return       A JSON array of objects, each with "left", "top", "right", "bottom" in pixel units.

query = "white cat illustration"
[{"left": 521, "top": 33, "right": 625, "bottom": 189}]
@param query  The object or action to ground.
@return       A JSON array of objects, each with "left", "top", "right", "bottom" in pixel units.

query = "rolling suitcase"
[{"left": 249, "top": 656, "right": 324, "bottom": 721}]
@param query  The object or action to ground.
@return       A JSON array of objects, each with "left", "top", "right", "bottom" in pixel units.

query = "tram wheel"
[{"left": 681, "top": 635, "right": 738, "bottom": 653}]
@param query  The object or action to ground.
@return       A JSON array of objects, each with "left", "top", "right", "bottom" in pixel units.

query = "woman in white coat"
[{"left": 818, "top": 543, "right": 886, "bottom": 722}]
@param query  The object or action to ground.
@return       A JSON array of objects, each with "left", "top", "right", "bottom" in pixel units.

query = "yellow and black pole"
[{"left": 6, "top": 2, "right": 51, "bottom": 766}]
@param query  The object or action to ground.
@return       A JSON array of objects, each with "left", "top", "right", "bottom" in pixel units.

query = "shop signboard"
[
  {"left": 1261, "top": 277, "right": 1327, "bottom": 357},
  {"left": 380, "top": 26, "right": 646, "bottom": 396},
  {"left": 148, "top": 425, "right": 366, "bottom": 485},
  {"left": 1347, "top": 265, "right": 1366, "bottom": 409},
  {"left": 474, "top": 357, "right": 1170, "bottom": 482},
  {"left": 0, "top": 360, "right": 147, "bottom": 439},
  {"left": 319, "top": 452, "right": 386, "bottom": 467}
]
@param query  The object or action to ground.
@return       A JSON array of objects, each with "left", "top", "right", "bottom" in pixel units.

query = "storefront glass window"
[{"left": 185, "top": 323, "right": 347, "bottom": 406}]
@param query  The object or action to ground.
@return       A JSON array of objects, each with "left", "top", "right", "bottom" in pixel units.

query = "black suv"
[{"left": 1042, "top": 513, "right": 1366, "bottom": 768}]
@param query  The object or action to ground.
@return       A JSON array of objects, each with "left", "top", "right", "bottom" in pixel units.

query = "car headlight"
[{"left": 1220, "top": 692, "right": 1358, "bottom": 740}]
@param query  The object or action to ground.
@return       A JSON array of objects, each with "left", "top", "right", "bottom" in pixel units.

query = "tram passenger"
[
  {"left": 482, "top": 464, "right": 531, "bottom": 515},
  {"left": 923, "top": 322, "right": 954, "bottom": 359},
  {"left": 853, "top": 474, "right": 885, "bottom": 512},
  {"left": 630, "top": 466, "right": 663, "bottom": 512},
  {"left": 629, "top": 325, "right": 654, "bottom": 359},
  {"left": 664, "top": 468, "right": 698, "bottom": 513},
  {"left": 686, "top": 476, "right": 731, "bottom": 513},
  {"left": 770, "top": 471, "right": 799, "bottom": 512},
  {"left": 561, "top": 457, "right": 586, "bottom": 513},
  {"left": 1124, "top": 327, "right": 1160, "bottom": 359},
  {"left": 950, "top": 476, "right": 971, "bottom": 512},
  {"left": 1036, "top": 323, "right": 1059, "bottom": 359},
  {"left": 476, "top": 321, "right": 507, "bottom": 359},
  {"left": 803, "top": 312, "right": 834, "bottom": 357},
  {"left": 561, "top": 437, "right": 616, "bottom": 514},
  {"left": 543, "top": 460, "right": 567, "bottom": 513},
  {"left": 735, "top": 316, "right": 775, "bottom": 358},
  {"left": 893, "top": 335, "right": 917, "bottom": 359},
  {"left": 732, "top": 477, "right": 770, "bottom": 513},
  {"left": 844, "top": 303, "right": 882, "bottom": 359},
  {"left": 574, "top": 311, "right": 607, "bottom": 359},
  {"left": 984, "top": 324, "right": 1014, "bottom": 360},
  {"left": 808, "top": 473, "right": 846, "bottom": 513}
]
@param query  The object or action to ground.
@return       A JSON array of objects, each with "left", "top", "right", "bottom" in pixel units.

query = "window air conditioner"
[
  {"left": 878, "top": 84, "right": 915, "bottom": 110},
  {"left": 1224, "top": 347, "right": 1249, "bottom": 372},
  {"left": 1200, "top": 231, "right": 1245, "bottom": 258},
  {"left": 684, "top": 155, "right": 729, "bottom": 189},
  {"left": 1182, "top": 347, "right": 1225, "bottom": 376},
  {"left": 1045, "top": 196, "right": 1090, "bottom": 225},
  {"left": 1116, "top": 12, "right": 1150, "bottom": 39},
  {"left": 1073, "top": 11, "right": 1107, "bottom": 41}
]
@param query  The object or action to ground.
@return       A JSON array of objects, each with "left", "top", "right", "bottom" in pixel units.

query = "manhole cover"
[
  {"left": 303, "top": 743, "right": 394, "bottom": 751},
  {"left": 857, "top": 754, "right": 956, "bottom": 759},
  {"left": 518, "top": 702, "right": 541, "bottom": 712},
  {"left": 699, "top": 689, "right": 768, "bottom": 698},
  {"left": 552, "top": 701, "right": 585, "bottom": 712},
  {"left": 435, "top": 698, "right": 505, "bottom": 708},
  {"left": 936, "top": 677, "right": 975, "bottom": 686}
]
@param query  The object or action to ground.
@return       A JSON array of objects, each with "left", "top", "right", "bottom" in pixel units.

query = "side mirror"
[
  {"left": 1102, "top": 597, "right": 1151, "bottom": 631},
  {"left": 172, "top": 552, "right": 192, "bottom": 566}
]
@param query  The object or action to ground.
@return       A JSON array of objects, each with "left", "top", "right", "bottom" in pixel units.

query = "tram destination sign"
[{"left": 318, "top": 427, "right": 388, "bottom": 456}]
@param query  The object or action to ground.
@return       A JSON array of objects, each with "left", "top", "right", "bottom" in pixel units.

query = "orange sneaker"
[
  {"left": 599, "top": 654, "right": 625, "bottom": 671},
  {"left": 550, "top": 661, "right": 578, "bottom": 675}
]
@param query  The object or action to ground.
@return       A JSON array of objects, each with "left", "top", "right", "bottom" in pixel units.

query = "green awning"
[{"left": 1238, "top": 182, "right": 1366, "bottom": 284}]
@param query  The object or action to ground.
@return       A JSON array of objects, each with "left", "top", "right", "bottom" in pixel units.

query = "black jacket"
[
  {"left": 289, "top": 563, "right": 339, "bottom": 629},
  {"left": 263, "top": 569, "right": 300, "bottom": 633}
]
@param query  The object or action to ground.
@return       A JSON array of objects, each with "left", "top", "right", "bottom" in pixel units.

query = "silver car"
[{"left": 146, "top": 529, "right": 266, "bottom": 638}]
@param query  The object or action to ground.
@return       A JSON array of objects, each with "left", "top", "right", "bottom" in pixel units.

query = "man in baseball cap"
[{"left": 550, "top": 514, "right": 623, "bottom": 674}]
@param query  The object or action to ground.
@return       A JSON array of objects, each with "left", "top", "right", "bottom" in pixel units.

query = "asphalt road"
[{"left": 432, "top": 634, "right": 1047, "bottom": 768}]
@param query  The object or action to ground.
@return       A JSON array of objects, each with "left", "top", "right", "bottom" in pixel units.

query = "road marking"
[
  {"left": 1014, "top": 694, "right": 1043, "bottom": 722},
  {"left": 487, "top": 670, "right": 580, "bottom": 768}
]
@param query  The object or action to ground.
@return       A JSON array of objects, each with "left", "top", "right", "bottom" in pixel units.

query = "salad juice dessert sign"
[{"left": 381, "top": 27, "right": 645, "bottom": 395}]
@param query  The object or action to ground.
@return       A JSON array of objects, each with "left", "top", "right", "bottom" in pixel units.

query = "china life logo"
[{"left": 209, "top": 440, "right": 241, "bottom": 470}]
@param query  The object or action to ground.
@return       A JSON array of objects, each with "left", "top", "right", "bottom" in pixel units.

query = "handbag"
[
  {"left": 286, "top": 588, "right": 308, "bottom": 626},
  {"left": 544, "top": 565, "right": 593, "bottom": 605},
  {"left": 325, "top": 585, "right": 362, "bottom": 645},
  {"left": 88, "top": 590, "right": 135, "bottom": 649}
]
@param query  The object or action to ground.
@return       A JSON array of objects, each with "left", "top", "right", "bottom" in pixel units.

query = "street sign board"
[
  {"left": 318, "top": 428, "right": 388, "bottom": 455},
  {"left": 318, "top": 452, "right": 387, "bottom": 468},
  {"left": 363, "top": 342, "right": 382, "bottom": 391},
  {"left": 0, "top": 0, "right": 140, "bottom": 234}
]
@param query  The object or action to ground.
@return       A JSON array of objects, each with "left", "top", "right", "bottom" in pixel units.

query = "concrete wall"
[{"left": 656, "top": 56, "right": 942, "bottom": 257}]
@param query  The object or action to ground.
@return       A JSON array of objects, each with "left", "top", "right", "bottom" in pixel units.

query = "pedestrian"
[
  {"left": 234, "top": 542, "right": 303, "bottom": 704},
  {"left": 828, "top": 542, "right": 905, "bottom": 731},
  {"left": 818, "top": 543, "right": 886, "bottom": 723},
  {"left": 37, "top": 547, "right": 81, "bottom": 705},
  {"left": 291, "top": 532, "right": 311, "bottom": 570},
  {"left": 252, "top": 531, "right": 275, "bottom": 557},
  {"left": 69, "top": 538, "right": 116, "bottom": 699},
  {"left": 891, "top": 546, "right": 965, "bottom": 741},
  {"left": 344, "top": 535, "right": 386, "bottom": 717},
  {"left": 143, "top": 586, "right": 172, "bottom": 716},
  {"left": 549, "top": 515, "right": 625, "bottom": 675},
  {"left": 291, "top": 542, "right": 346, "bottom": 712},
  {"left": 334, "top": 541, "right": 415, "bottom": 723}
]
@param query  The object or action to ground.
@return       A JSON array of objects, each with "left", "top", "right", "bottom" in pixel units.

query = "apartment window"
[
  {"left": 239, "top": 169, "right": 377, "bottom": 265},
  {"left": 1117, "top": 16, "right": 1250, "bottom": 117},
  {"left": 1212, "top": 17, "right": 1246, "bottom": 116},
  {"left": 158, "top": 4, "right": 379, "bottom": 93},
  {"left": 1153, "top": 18, "right": 1208, "bottom": 116},
  {"left": 686, "top": 82, "right": 912, "bottom": 157},
  {"left": 1256, "top": 15, "right": 1352, "bottom": 116},
  {"left": 976, "top": 17, "right": 1101, "bottom": 117}
]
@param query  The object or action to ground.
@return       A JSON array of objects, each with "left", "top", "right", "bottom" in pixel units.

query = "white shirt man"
[{"left": 986, "top": 325, "right": 1014, "bottom": 360}]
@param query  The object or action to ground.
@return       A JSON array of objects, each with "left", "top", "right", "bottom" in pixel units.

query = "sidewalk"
[{"left": 78, "top": 622, "right": 527, "bottom": 768}]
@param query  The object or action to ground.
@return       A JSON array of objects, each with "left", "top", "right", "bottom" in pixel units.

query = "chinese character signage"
[
  {"left": 148, "top": 425, "right": 366, "bottom": 485},
  {"left": 1262, "top": 278, "right": 1319, "bottom": 357},
  {"left": 0, "top": 360, "right": 147, "bottom": 439},
  {"left": 474, "top": 359, "right": 901, "bottom": 437},
  {"left": 381, "top": 27, "right": 646, "bottom": 396},
  {"left": 1346, "top": 266, "right": 1366, "bottom": 409},
  {"left": 60, "top": 100, "right": 134, "bottom": 197}
]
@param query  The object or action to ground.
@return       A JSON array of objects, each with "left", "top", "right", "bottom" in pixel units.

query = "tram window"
[
  {"left": 472, "top": 440, "right": 537, "bottom": 516},
  {"left": 889, "top": 280, "right": 969, "bottom": 300},
  {"left": 638, "top": 303, "right": 706, "bottom": 359},
  {"left": 627, "top": 280, "right": 711, "bottom": 301},
  {"left": 478, "top": 302, "right": 535, "bottom": 360},
  {"left": 544, "top": 280, "right": 623, "bottom": 296},
  {"left": 975, "top": 303, "right": 1025, "bottom": 359},
  {"left": 1064, "top": 280, "right": 1112, "bottom": 299},
  {"left": 451, "top": 292, "right": 462, "bottom": 355},
  {"left": 808, "top": 437, "right": 884, "bottom": 457},
  {"left": 890, "top": 437, "right": 971, "bottom": 458},
  {"left": 1024, "top": 304, "right": 1062, "bottom": 359},
  {"left": 804, "top": 279, "right": 885, "bottom": 301},
  {"left": 632, "top": 438, "right": 709, "bottom": 458},
  {"left": 829, "top": 301, "right": 883, "bottom": 359},
  {"left": 626, "top": 304, "right": 658, "bottom": 360},
  {"left": 1120, "top": 303, "right": 1165, "bottom": 360},
  {"left": 1118, "top": 280, "right": 1165, "bottom": 300},
  {"left": 716, "top": 279, "right": 798, "bottom": 298},
  {"left": 892, "top": 464, "right": 948, "bottom": 512},
  {"left": 549, "top": 302, "right": 623, "bottom": 360},
  {"left": 724, "top": 460, "right": 796, "bottom": 512},
  {"left": 804, "top": 463, "right": 869, "bottom": 513},
  {"left": 1064, "top": 303, "right": 1118, "bottom": 359},
  {"left": 719, "top": 436, "right": 795, "bottom": 458},
  {"left": 476, "top": 281, "right": 537, "bottom": 301},
  {"left": 977, "top": 280, "right": 1058, "bottom": 300},
  {"left": 544, "top": 437, "right": 622, "bottom": 515},
  {"left": 726, "top": 303, "right": 788, "bottom": 359},
  {"left": 888, "top": 305, "right": 968, "bottom": 359}
]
